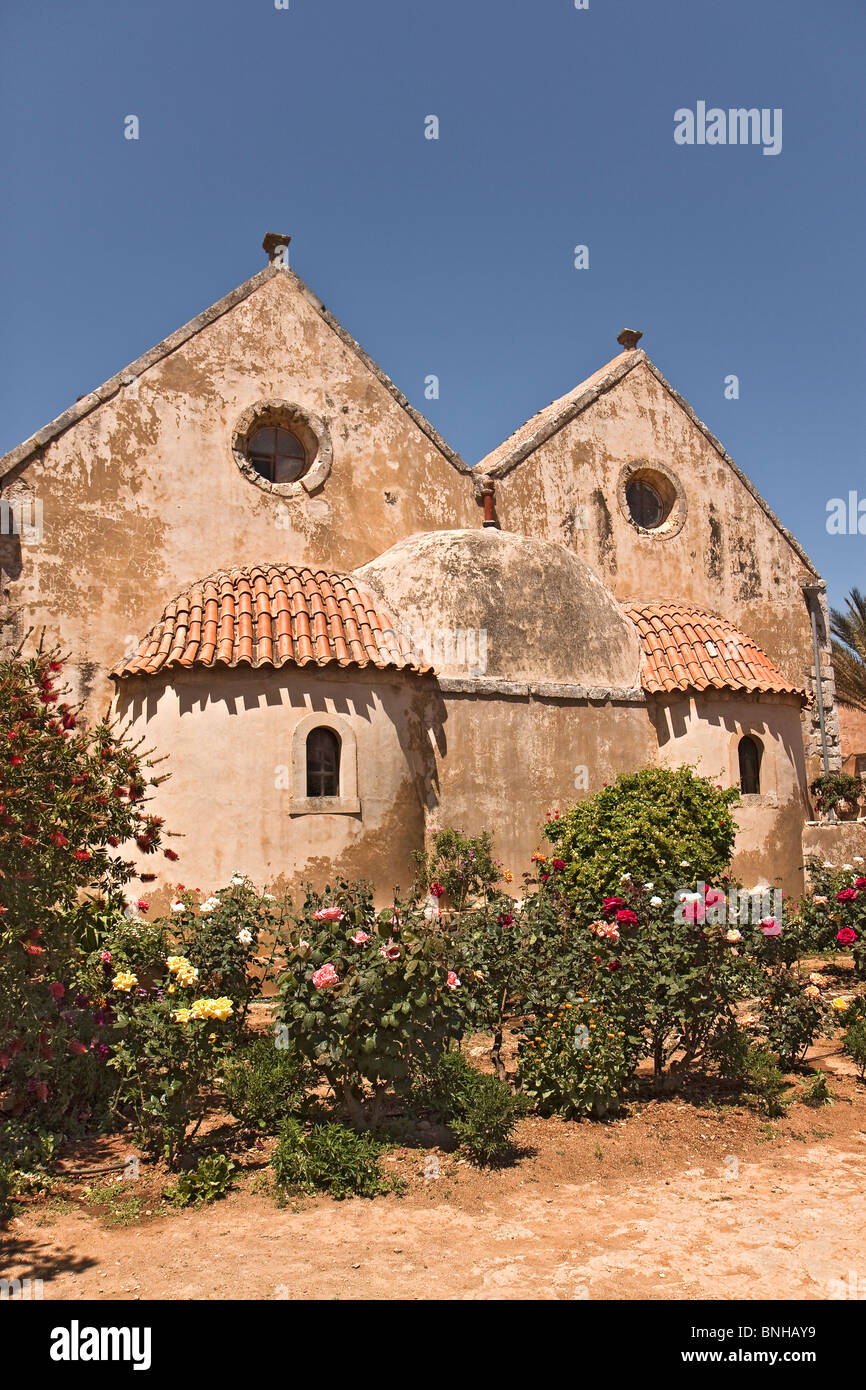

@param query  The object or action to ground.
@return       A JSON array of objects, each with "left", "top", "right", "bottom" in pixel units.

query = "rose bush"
[
  {"left": 0, "top": 645, "right": 175, "bottom": 1159},
  {"left": 275, "top": 879, "right": 466, "bottom": 1127},
  {"left": 798, "top": 857, "right": 866, "bottom": 977}
]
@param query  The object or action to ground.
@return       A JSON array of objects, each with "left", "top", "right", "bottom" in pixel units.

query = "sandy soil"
[{"left": 4, "top": 1045, "right": 865, "bottom": 1302}]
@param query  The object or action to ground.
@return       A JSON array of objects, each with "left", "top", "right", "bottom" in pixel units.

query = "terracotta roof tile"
[
  {"left": 623, "top": 603, "right": 803, "bottom": 697},
  {"left": 113, "top": 564, "right": 431, "bottom": 679}
]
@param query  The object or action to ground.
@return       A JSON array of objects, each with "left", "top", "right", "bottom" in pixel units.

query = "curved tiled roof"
[
  {"left": 623, "top": 603, "right": 803, "bottom": 697},
  {"left": 112, "top": 564, "right": 430, "bottom": 678}
]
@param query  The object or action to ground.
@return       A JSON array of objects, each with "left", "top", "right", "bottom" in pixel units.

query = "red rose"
[
  {"left": 616, "top": 908, "right": 638, "bottom": 925},
  {"left": 836, "top": 927, "right": 858, "bottom": 945},
  {"left": 551, "top": 858, "right": 566, "bottom": 872},
  {"left": 602, "top": 896, "right": 625, "bottom": 914},
  {"left": 837, "top": 888, "right": 858, "bottom": 903},
  {"left": 855, "top": 877, "right": 866, "bottom": 890},
  {"left": 430, "top": 882, "right": 444, "bottom": 898}
]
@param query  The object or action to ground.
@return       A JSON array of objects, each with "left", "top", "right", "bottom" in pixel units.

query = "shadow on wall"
[
  {"left": 649, "top": 698, "right": 808, "bottom": 802},
  {"left": 113, "top": 666, "right": 451, "bottom": 850}
]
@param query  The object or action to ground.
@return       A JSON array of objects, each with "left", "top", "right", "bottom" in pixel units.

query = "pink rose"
[
  {"left": 759, "top": 918, "right": 782, "bottom": 937},
  {"left": 312, "top": 963, "right": 339, "bottom": 989},
  {"left": 349, "top": 930, "right": 369, "bottom": 944},
  {"left": 380, "top": 943, "right": 400, "bottom": 962},
  {"left": 836, "top": 927, "right": 858, "bottom": 946},
  {"left": 447, "top": 971, "right": 461, "bottom": 989},
  {"left": 313, "top": 907, "right": 344, "bottom": 922}
]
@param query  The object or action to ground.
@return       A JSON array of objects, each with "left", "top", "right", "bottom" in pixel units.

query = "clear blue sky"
[{"left": 1, "top": 0, "right": 863, "bottom": 611}]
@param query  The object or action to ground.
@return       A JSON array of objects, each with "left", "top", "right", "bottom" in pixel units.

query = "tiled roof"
[
  {"left": 112, "top": 564, "right": 430, "bottom": 678},
  {"left": 623, "top": 603, "right": 803, "bottom": 697}
]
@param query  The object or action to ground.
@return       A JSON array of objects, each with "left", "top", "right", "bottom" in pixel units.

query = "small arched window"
[
  {"left": 738, "top": 736, "right": 761, "bottom": 795},
  {"left": 306, "top": 727, "right": 340, "bottom": 798}
]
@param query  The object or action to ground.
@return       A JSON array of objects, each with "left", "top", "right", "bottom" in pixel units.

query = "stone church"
[{"left": 0, "top": 234, "right": 846, "bottom": 902}]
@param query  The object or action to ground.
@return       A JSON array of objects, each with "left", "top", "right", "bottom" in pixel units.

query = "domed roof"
[
  {"left": 111, "top": 564, "right": 430, "bottom": 678},
  {"left": 354, "top": 529, "right": 641, "bottom": 687}
]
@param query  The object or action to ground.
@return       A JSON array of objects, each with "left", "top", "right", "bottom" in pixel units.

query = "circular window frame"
[
  {"left": 617, "top": 460, "right": 687, "bottom": 539},
  {"left": 231, "top": 400, "right": 332, "bottom": 497}
]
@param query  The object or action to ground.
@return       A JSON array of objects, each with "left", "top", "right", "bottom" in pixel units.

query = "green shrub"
[
  {"left": 454, "top": 899, "right": 535, "bottom": 1078},
  {"left": 0, "top": 1163, "right": 16, "bottom": 1220},
  {"left": 275, "top": 880, "right": 465, "bottom": 1128},
  {"left": 412, "top": 1049, "right": 525, "bottom": 1163},
  {"left": 164, "top": 1153, "right": 236, "bottom": 1208},
  {"left": 220, "top": 1035, "right": 311, "bottom": 1133},
  {"left": 543, "top": 765, "right": 740, "bottom": 914},
  {"left": 0, "top": 643, "right": 175, "bottom": 1155},
  {"left": 756, "top": 970, "right": 829, "bottom": 1069},
  {"left": 798, "top": 858, "right": 866, "bottom": 973},
  {"left": 843, "top": 1016, "right": 866, "bottom": 1079},
  {"left": 412, "top": 826, "right": 503, "bottom": 909},
  {"left": 741, "top": 1047, "right": 790, "bottom": 1118},
  {"left": 451, "top": 1074, "right": 525, "bottom": 1164},
  {"left": 518, "top": 999, "right": 632, "bottom": 1118},
  {"left": 170, "top": 878, "right": 285, "bottom": 1033},
  {"left": 272, "top": 1119, "right": 396, "bottom": 1200},
  {"left": 809, "top": 770, "right": 863, "bottom": 815},
  {"left": 800, "top": 1070, "right": 834, "bottom": 1107}
]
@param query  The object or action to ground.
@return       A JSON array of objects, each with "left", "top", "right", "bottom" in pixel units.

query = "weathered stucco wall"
[
  {"left": 425, "top": 690, "right": 658, "bottom": 881},
  {"left": 112, "top": 665, "right": 439, "bottom": 906},
  {"left": 1, "top": 268, "right": 476, "bottom": 720},
  {"left": 838, "top": 698, "right": 866, "bottom": 768},
  {"left": 650, "top": 691, "right": 810, "bottom": 897},
  {"left": 488, "top": 359, "right": 839, "bottom": 780},
  {"left": 802, "top": 821, "right": 866, "bottom": 876}
]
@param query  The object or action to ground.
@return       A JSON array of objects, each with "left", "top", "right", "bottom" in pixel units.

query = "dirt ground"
[{"left": 4, "top": 1039, "right": 865, "bottom": 1302}]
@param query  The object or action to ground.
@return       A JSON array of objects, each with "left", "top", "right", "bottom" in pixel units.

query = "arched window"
[
  {"left": 738, "top": 736, "right": 761, "bottom": 795},
  {"left": 306, "top": 726, "right": 340, "bottom": 798}
]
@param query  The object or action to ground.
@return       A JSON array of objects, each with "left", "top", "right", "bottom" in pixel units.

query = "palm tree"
[{"left": 831, "top": 587, "right": 866, "bottom": 711}]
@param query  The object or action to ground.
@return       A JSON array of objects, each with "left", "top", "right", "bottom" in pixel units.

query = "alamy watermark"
[
  {"left": 826, "top": 491, "right": 866, "bottom": 535},
  {"left": 399, "top": 624, "right": 487, "bottom": 676},
  {"left": 1, "top": 495, "right": 43, "bottom": 544},
  {"left": 674, "top": 882, "right": 783, "bottom": 925},
  {"left": 674, "top": 103, "right": 782, "bottom": 157}
]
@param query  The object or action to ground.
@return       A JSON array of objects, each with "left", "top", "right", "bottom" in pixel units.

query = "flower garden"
[{"left": 2, "top": 648, "right": 866, "bottom": 1223}]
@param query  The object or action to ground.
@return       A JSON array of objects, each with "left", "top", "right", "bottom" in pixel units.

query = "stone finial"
[
  {"left": 262, "top": 232, "right": 291, "bottom": 267},
  {"left": 617, "top": 328, "right": 643, "bottom": 351}
]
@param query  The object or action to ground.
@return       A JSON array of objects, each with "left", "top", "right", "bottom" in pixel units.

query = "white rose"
[{"left": 650, "top": 896, "right": 663, "bottom": 907}]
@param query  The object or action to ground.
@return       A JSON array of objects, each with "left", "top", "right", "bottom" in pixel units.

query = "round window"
[
  {"left": 246, "top": 425, "right": 307, "bottom": 484},
  {"left": 625, "top": 477, "right": 666, "bottom": 529},
  {"left": 231, "top": 400, "right": 333, "bottom": 497},
  {"left": 618, "top": 463, "right": 684, "bottom": 536}
]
